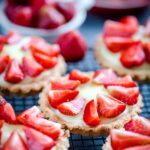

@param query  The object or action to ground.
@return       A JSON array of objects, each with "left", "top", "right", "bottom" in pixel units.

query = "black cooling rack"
[{"left": 4, "top": 48, "right": 150, "bottom": 150}]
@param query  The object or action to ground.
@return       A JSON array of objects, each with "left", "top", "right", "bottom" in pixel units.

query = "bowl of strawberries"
[{"left": 0, "top": 0, "right": 93, "bottom": 41}]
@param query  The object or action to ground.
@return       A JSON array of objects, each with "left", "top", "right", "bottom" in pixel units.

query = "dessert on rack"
[
  {"left": 39, "top": 69, "right": 143, "bottom": 136},
  {"left": 0, "top": 31, "right": 66, "bottom": 96},
  {"left": 95, "top": 16, "right": 150, "bottom": 81}
]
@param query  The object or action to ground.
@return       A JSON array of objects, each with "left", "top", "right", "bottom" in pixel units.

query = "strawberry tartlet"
[
  {"left": 39, "top": 69, "right": 143, "bottom": 136},
  {"left": 95, "top": 16, "right": 150, "bottom": 81},
  {"left": 0, "top": 96, "right": 69, "bottom": 150},
  {"left": 0, "top": 31, "right": 66, "bottom": 96},
  {"left": 103, "top": 116, "right": 150, "bottom": 150}
]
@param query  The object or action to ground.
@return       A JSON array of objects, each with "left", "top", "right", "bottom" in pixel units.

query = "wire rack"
[{"left": 4, "top": 48, "right": 150, "bottom": 150}]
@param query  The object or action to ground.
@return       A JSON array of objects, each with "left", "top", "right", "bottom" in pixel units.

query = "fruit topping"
[{"left": 0, "top": 55, "right": 10, "bottom": 74}]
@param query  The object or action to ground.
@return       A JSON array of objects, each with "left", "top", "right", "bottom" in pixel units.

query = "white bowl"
[{"left": 0, "top": 2, "right": 87, "bottom": 42}]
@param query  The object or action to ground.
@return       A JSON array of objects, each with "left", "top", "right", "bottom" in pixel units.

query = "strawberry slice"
[
  {"left": 0, "top": 55, "right": 10, "bottom": 74},
  {"left": 22, "top": 56, "right": 44, "bottom": 77},
  {"left": 0, "top": 120, "right": 4, "bottom": 128},
  {"left": 57, "top": 98, "right": 85, "bottom": 116},
  {"left": 124, "top": 144, "right": 150, "bottom": 150},
  {"left": 93, "top": 69, "right": 117, "bottom": 84},
  {"left": 120, "top": 16, "right": 139, "bottom": 35},
  {"left": 104, "top": 75, "right": 137, "bottom": 88},
  {"left": 69, "top": 69, "right": 90, "bottom": 83},
  {"left": 97, "top": 95, "right": 126, "bottom": 118},
  {"left": 23, "top": 126, "right": 56, "bottom": 150},
  {"left": 32, "top": 52, "right": 57, "bottom": 69},
  {"left": 103, "top": 20, "right": 136, "bottom": 38},
  {"left": 48, "top": 90, "right": 79, "bottom": 108},
  {"left": 104, "top": 37, "right": 140, "bottom": 53},
  {"left": 124, "top": 116, "right": 150, "bottom": 136},
  {"left": 6, "top": 31, "right": 21, "bottom": 44},
  {"left": 83, "top": 100, "right": 100, "bottom": 126},
  {"left": 0, "top": 44, "right": 4, "bottom": 52},
  {"left": 107, "top": 86, "right": 139, "bottom": 105},
  {"left": 111, "top": 129, "right": 150, "bottom": 150},
  {"left": 143, "top": 43, "right": 150, "bottom": 63},
  {"left": 3, "top": 131, "right": 27, "bottom": 150},
  {"left": 51, "top": 78, "right": 80, "bottom": 90},
  {"left": 5, "top": 59, "right": 25, "bottom": 83},
  {"left": 120, "top": 43, "right": 145, "bottom": 68},
  {"left": 0, "top": 36, "right": 6, "bottom": 44},
  {"left": 0, "top": 96, "right": 17, "bottom": 123}
]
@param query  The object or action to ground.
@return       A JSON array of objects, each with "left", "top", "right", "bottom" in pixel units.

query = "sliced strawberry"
[
  {"left": 0, "top": 44, "right": 4, "bottom": 52},
  {"left": 0, "top": 96, "right": 17, "bottom": 123},
  {"left": 3, "top": 131, "right": 27, "bottom": 150},
  {"left": 22, "top": 56, "right": 44, "bottom": 77},
  {"left": 143, "top": 43, "right": 150, "bottom": 63},
  {"left": 120, "top": 43, "right": 145, "bottom": 68},
  {"left": 83, "top": 100, "right": 100, "bottom": 126},
  {"left": 124, "top": 144, "right": 150, "bottom": 150},
  {"left": 145, "top": 17, "right": 150, "bottom": 36},
  {"left": 120, "top": 16, "right": 139, "bottom": 35},
  {"left": 6, "top": 31, "right": 21, "bottom": 44},
  {"left": 104, "top": 37, "right": 140, "bottom": 53},
  {"left": 0, "top": 55, "right": 10, "bottom": 74},
  {"left": 32, "top": 52, "right": 57, "bottom": 69},
  {"left": 104, "top": 75, "right": 137, "bottom": 88},
  {"left": 23, "top": 126, "right": 56, "bottom": 150},
  {"left": 57, "top": 98, "right": 85, "bottom": 116},
  {"left": 107, "top": 86, "right": 139, "bottom": 105},
  {"left": 30, "top": 37, "right": 60, "bottom": 57},
  {"left": 111, "top": 129, "right": 150, "bottom": 150},
  {"left": 103, "top": 20, "right": 135, "bottom": 38},
  {"left": 124, "top": 116, "right": 150, "bottom": 136},
  {"left": 0, "top": 36, "right": 6, "bottom": 44},
  {"left": 0, "top": 120, "right": 4, "bottom": 128},
  {"left": 5, "top": 59, "right": 25, "bottom": 83},
  {"left": 69, "top": 69, "right": 90, "bottom": 83},
  {"left": 51, "top": 78, "right": 80, "bottom": 90},
  {"left": 93, "top": 69, "right": 117, "bottom": 84},
  {"left": 48, "top": 90, "right": 79, "bottom": 108},
  {"left": 97, "top": 95, "right": 126, "bottom": 118}
]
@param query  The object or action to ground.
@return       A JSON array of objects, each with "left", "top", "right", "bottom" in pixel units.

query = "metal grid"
[{"left": 4, "top": 48, "right": 150, "bottom": 150}]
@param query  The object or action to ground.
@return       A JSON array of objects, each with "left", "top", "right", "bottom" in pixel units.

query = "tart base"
[
  {"left": 0, "top": 56, "right": 66, "bottom": 97},
  {"left": 94, "top": 36, "right": 150, "bottom": 81},
  {"left": 39, "top": 80, "right": 144, "bottom": 136}
]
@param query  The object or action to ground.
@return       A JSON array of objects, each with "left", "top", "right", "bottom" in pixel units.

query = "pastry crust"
[
  {"left": 39, "top": 75, "right": 144, "bottom": 136},
  {"left": 0, "top": 56, "right": 66, "bottom": 96},
  {"left": 94, "top": 36, "right": 150, "bottom": 81}
]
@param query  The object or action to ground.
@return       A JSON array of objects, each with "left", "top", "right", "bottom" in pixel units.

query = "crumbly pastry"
[
  {"left": 0, "top": 31, "right": 66, "bottom": 96},
  {"left": 103, "top": 116, "right": 150, "bottom": 150},
  {"left": 39, "top": 69, "right": 143, "bottom": 136},
  {"left": 0, "top": 96, "right": 69, "bottom": 150},
  {"left": 94, "top": 16, "right": 150, "bottom": 81}
]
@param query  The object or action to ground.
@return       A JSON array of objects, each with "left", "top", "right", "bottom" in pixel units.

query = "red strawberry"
[
  {"left": 97, "top": 95, "right": 126, "bottom": 118},
  {"left": 6, "top": 31, "right": 21, "bottom": 44},
  {"left": 124, "top": 144, "right": 150, "bottom": 150},
  {"left": 57, "top": 98, "right": 85, "bottom": 116},
  {"left": 5, "top": 59, "right": 25, "bottom": 83},
  {"left": 32, "top": 52, "right": 57, "bottom": 69},
  {"left": 22, "top": 56, "right": 44, "bottom": 77},
  {"left": 120, "top": 16, "right": 139, "bottom": 35},
  {"left": 56, "top": 30, "right": 87, "bottom": 62},
  {"left": 124, "top": 116, "right": 150, "bottom": 136},
  {"left": 56, "top": 2, "right": 76, "bottom": 21},
  {"left": 104, "top": 75, "right": 137, "bottom": 88},
  {"left": 48, "top": 90, "right": 79, "bottom": 108},
  {"left": 145, "top": 17, "right": 150, "bottom": 36},
  {"left": 23, "top": 126, "right": 56, "bottom": 150},
  {"left": 37, "top": 6, "right": 65, "bottom": 29},
  {"left": 104, "top": 37, "right": 140, "bottom": 53},
  {"left": 83, "top": 100, "right": 100, "bottom": 126},
  {"left": 143, "top": 43, "right": 150, "bottom": 63},
  {"left": 0, "top": 44, "right": 4, "bottom": 52},
  {"left": 0, "top": 36, "right": 6, "bottom": 44},
  {"left": 69, "top": 69, "right": 90, "bottom": 83},
  {"left": 93, "top": 69, "right": 117, "bottom": 84},
  {"left": 103, "top": 20, "right": 136, "bottom": 38},
  {"left": 0, "top": 55, "right": 10, "bottom": 74},
  {"left": 51, "top": 78, "right": 80, "bottom": 90},
  {"left": 3, "top": 131, "right": 27, "bottom": 150},
  {"left": 0, "top": 96, "right": 17, "bottom": 123},
  {"left": 107, "top": 86, "right": 139, "bottom": 105},
  {"left": 111, "top": 129, "right": 150, "bottom": 150},
  {"left": 120, "top": 43, "right": 145, "bottom": 68},
  {"left": 0, "top": 120, "right": 4, "bottom": 128}
]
